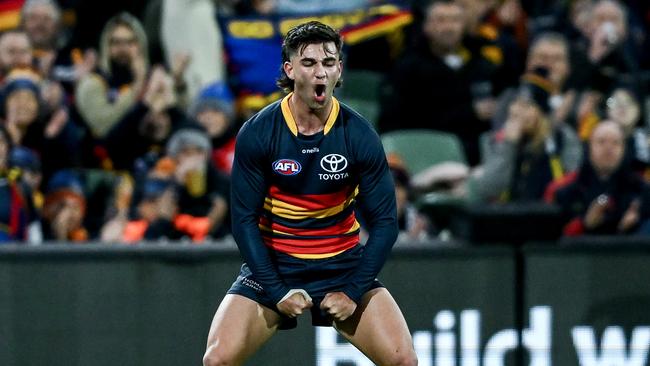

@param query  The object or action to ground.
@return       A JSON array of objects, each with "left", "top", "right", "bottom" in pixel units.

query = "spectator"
[
  {"left": 7, "top": 146, "right": 44, "bottom": 242},
  {"left": 21, "top": 0, "right": 62, "bottom": 76},
  {"left": 119, "top": 176, "right": 185, "bottom": 243},
  {"left": 604, "top": 87, "right": 650, "bottom": 176},
  {"left": 570, "top": 0, "right": 641, "bottom": 95},
  {"left": 0, "top": 30, "right": 33, "bottom": 79},
  {"left": 108, "top": 128, "right": 231, "bottom": 243},
  {"left": 493, "top": 32, "right": 575, "bottom": 130},
  {"left": 41, "top": 169, "right": 88, "bottom": 242},
  {"left": 75, "top": 12, "right": 149, "bottom": 138},
  {"left": 546, "top": 121, "right": 650, "bottom": 236},
  {"left": 165, "top": 127, "right": 230, "bottom": 240},
  {"left": 455, "top": 0, "right": 524, "bottom": 92},
  {"left": 103, "top": 66, "right": 182, "bottom": 171},
  {"left": 0, "top": 125, "right": 38, "bottom": 243},
  {"left": 106, "top": 127, "right": 231, "bottom": 243},
  {"left": 378, "top": 0, "right": 499, "bottom": 166},
  {"left": 1, "top": 69, "right": 82, "bottom": 183},
  {"left": 9, "top": 146, "right": 43, "bottom": 208},
  {"left": 469, "top": 68, "right": 582, "bottom": 203},
  {"left": 188, "top": 96, "right": 236, "bottom": 175},
  {"left": 20, "top": 0, "right": 97, "bottom": 96}
]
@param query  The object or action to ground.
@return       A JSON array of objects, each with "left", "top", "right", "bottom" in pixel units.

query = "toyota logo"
[{"left": 320, "top": 154, "right": 348, "bottom": 173}]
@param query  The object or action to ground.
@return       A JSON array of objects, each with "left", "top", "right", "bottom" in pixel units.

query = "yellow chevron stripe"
[
  {"left": 281, "top": 93, "right": 340, "bottom": 136},
  {"left": 290, "top": 249, "right": 347, "bottom": 259},
  {"left": 258, "top": 223, "right": 293, "bottom": 236},
  {"left": 264, "top": 187, "right": 358, "bottom": 220},
  {"left": 264, "top": 193, "right": 356, "bottom": 220},
  {"left": 258, "top": 218, "right": 360, "bottom": 236}
]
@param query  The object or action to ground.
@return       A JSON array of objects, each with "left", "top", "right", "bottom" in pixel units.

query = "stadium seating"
[
  {"left": 336, "top": 70, "right": 383, "bottom": 127},
  {"left": 381, "top": 129, "right": 468, "bottom": 231}
]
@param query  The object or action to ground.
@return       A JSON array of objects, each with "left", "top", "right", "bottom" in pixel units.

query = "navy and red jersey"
[{"left": 230, "top": 93, "right": 398, "bottom": 304}]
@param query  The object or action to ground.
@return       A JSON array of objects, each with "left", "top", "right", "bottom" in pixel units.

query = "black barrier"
[
  {"left": 0, "top": 244, "right": 243, "bottom": 366},
  {"left": 523, "top": 239, "right": 650, "bottom": 366},
  {"left": 451, "top": 202, "right": 565, "bottom": 244},
  {"left": 0, "top": 243, "right": 516, "bottom": 366},
  {"left": 2, "top": 240, "right": 650, "bottom": 366}
]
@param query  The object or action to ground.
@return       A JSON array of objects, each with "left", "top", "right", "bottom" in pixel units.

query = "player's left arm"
[{"left": 341, "top": 126, "right": 398, "bottom": 304}]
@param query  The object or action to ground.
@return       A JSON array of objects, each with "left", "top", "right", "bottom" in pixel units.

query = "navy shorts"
[{"left": 227, "top": 244, "right": 383, "bottom": 329}]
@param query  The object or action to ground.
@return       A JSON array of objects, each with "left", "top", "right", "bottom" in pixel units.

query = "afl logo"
[
  {"left": 273, "top": 159, "right": 302, "bottom": 175},
  {"left": 320, "top": 154, "right": 348, "bottom": 173}
]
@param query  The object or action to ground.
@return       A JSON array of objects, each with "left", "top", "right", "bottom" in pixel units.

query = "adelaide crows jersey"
[{"left": 231, "top": 92, "right": 398, "bottom": 303}]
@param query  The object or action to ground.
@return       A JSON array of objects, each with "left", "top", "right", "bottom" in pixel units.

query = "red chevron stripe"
[
  {"left": 268, "top": 185, "right": 353, "bottom": 210},
  {"left": 264, "top": 234, "right": 358, "bottom": 255},
  {"left": 260, "top": 212, "right": 357, "bottom": 236}
]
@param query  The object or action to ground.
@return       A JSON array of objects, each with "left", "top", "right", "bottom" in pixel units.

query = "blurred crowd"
[{"left": 0, "top": 0, "right": 649, "bottom": 244}]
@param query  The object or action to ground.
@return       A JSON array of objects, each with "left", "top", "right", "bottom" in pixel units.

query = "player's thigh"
[
  {"left": 334, "top": 288, "right": 417, "bottom": 366},
  {"left": 205, "top": 294, "right": 282, "bottom": 364}
]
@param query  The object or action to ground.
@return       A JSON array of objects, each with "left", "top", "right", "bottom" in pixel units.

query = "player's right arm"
[{"left": 230, "top": 121, "right": 292, "bottom": 306}]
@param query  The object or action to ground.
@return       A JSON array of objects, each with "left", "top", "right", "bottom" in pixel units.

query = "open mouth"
[{"left": 314, "top": 84, "right": 326, "bottom": 100}]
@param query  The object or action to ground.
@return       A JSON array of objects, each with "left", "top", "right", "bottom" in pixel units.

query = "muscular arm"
[
  {"left": 230, "top": 123, "right": 289, "bottom": 304},
  {"left": 342, "top": 128, "right": 398, "bottom": 303}
]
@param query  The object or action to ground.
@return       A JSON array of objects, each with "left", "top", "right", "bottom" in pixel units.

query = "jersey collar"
[{"left": 280, "top": 92, "right": 340, "bottom": 136}]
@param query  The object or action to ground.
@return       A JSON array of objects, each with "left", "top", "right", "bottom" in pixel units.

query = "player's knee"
[
  {"left": 385, "top": 349, "right": 418, "bottom": 366},
  {"left": 203, "top": 345, "right": 237, "bottom": 366}
]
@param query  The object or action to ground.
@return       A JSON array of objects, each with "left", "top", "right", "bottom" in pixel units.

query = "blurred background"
[{"left": 1, "top": 0, "right": 650, "bottom": 365}]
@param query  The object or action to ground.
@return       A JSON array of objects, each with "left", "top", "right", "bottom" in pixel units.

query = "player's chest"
[{"left": 268, "top": 133, "right": 355, "bottom": 190}]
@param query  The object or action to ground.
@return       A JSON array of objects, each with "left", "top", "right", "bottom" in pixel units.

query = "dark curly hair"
[{"left": 276, "top": 21, "right": 343, "bottom": 93}]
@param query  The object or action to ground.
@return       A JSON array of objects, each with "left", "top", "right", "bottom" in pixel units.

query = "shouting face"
[{"left": 283, "top": 42, "right": 342, "bottom": 111}]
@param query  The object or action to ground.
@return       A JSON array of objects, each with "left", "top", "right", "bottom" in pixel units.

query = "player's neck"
[{"left": 289, "top": 93, "right": 332, "bottom": 135}]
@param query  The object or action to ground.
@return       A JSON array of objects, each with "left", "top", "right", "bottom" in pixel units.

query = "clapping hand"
[
  {"left": 584, "top": 194, "right": 609, "bottom": 229},
  {"left": 618, "top": 199, "right": 641, "bottom": 232}
]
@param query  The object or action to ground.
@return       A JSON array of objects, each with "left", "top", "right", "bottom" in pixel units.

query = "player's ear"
[{"left": 283, "top": 61, "right": 295, "bottom": 80}]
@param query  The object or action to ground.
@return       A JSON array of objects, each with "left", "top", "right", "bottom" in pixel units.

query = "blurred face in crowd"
[
  {"left": 108, "top": 24, "right": 139, "bottom": 66},
  {"left": 23, "top": 3, "right": 60, "bottom": 49},
  {"left": 22, "top": 169, "right": 42, "bottom": 191},
  {"left": 454, "top": 0, "right": 496, "bottom": 30},
  {"left": 284, "top": 42, "right": 341, "bottom": 110},
  {"left": 197, "top": 110, "right": 230, "bottom": 138},
  {"left": 589, "top": 0, "right": 627, "bottom": 41},
  {"left": 138, "top": 188, "right": 177, "bottom": 222},
  {"left": 6, "top": 89, "right": 39, "bottom": 128},
  {"left": 0, "top": 32, "right": 33, "bottom": 73},
  {"left": 43, "top": 193, "right": 85, "bottom": 230},
  {"left": 508, "top": 97, "right": 542, "bottom": 135},
  {"left": 139, "top": 111, "right": 171, "bottom": 142},
  {"left": 527, "top": 39, "right": 569, "bottom": 88},
  {"left": 177, "top": 145, "right": 209, "bottom": 165},
  {"left": 589, "top": 121, "right": 625, "bottom": 177},
  {"left": 571, "top": 0, "right": 592, "bottom": 36},
  {"left": 59, "top": 197, "right": 83, "bottom": 229},
  {"left": 606, "top": 88, "right": 640, "bottom": 133},
  {"left": 423, "top": 2, "right": 465, "bottom": 53}
]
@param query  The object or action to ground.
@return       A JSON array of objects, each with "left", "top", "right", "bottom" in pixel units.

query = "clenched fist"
[
  {"left": 277, "top": 290, "right": 313, "bottom": 318},
  {"left": 320, "top": 292, "right": 357, "bottom": 322}
]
